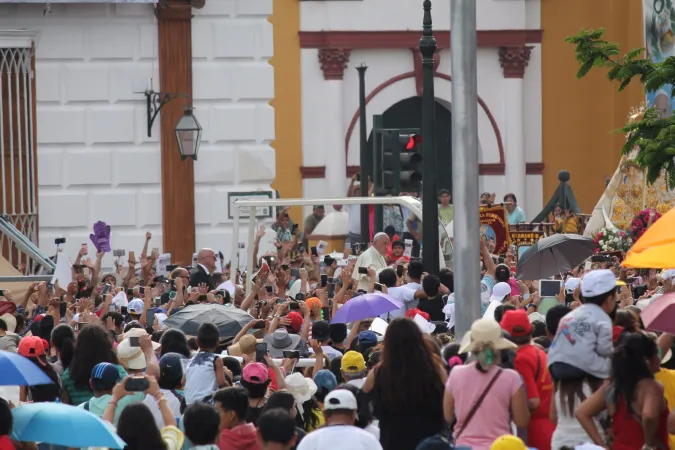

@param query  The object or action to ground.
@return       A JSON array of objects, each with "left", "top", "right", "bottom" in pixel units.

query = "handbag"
[{"left": 454, "top": 368, "right": 503, "bottom": 441}]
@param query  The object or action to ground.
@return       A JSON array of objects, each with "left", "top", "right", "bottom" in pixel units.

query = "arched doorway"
[{"left": 366, "top": 97, "right": 452, "bottom": 194}]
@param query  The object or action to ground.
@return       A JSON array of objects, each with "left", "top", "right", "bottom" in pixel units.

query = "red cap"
[
  {"left": 32, "top": 314, "right": 45, "bottom": 323},
  {"left": 500, "top": 309, "right": 533, "bottom": 337},
  {"left": 286, "top": 312, "right": 304, "bottom": 333},
  {"left": 18, "top": 336, "right": 47, "bottom": 362},
  {"left": 0, "top": 301, "right": 16, "bottom": 316},
  {"left": 405, "top": 308, "right": 429, "bottom": 321}
]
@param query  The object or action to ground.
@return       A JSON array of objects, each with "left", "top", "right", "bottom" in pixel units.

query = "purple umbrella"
[{"left": 331, "top": 293, "right": 403, "bottom": 324}]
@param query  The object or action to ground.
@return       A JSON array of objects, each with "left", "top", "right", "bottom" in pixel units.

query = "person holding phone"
[
  {"left": 104, "top": 375, "right": 184, "bottom": 449},
  {"left": 351, "top": 232, "right": 389, "bottom": 291}
]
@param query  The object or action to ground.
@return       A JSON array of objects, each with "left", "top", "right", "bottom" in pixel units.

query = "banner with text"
[
  {"left": 510, "top": 231, "right": 543, "bottom": 261},
  {"left": 479, "top": 206, "right": 510, "bottom": 255},
  {"left": 644, "top": 0, "right": 675, "bottom": 114}
]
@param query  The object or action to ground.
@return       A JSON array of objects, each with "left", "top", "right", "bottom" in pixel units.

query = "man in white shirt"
[
  {"left": 297, "top": 390, "right": 383, "bottom": 450},
  {"left": 352, "top": 233, "right": 389, "bottom": 291},
  {"left": 483, "top": 282, "right": 512, "bottom": 320},
  {"left": 377, "top": 268, "right": 415, "bottom": 319},
  {"left": 341, "top": 351, "right": 367, "bottom": 388}
]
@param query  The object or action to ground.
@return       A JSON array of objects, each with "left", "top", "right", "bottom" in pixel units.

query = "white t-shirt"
[
  {"left": 551, "top": 383, "right": 604, "bottom": 449},
  {"left": 297, "top": 424, "right": 383, "bottom": 450},
  {"left": 347, "top": 204, "right": 361, "bottom": 235},
  {"left": 347, "top": 378, "right": 366, "bottom": 389},
  {"left": 380, "top": 285, "right": 416, "bottom": 320},
  {"left": 143, "top": 389, "right": 183, "bottom": 429}
]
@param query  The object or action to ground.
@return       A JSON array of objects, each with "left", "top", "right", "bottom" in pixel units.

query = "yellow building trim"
[
  {"left": 269, "top": 0, "right": 303, "bottom": 224},
  {"left": 541, "top": 0, "right": 644, "bottom": 213}
]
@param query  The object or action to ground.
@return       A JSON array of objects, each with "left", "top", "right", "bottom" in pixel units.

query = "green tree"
[{"left": 566, "top": 28, "right": 675, "bottom": 188}]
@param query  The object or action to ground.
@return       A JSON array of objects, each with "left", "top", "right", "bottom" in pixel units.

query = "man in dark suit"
[{"left": 189, "top": 248, "right": 217, "bottom": 291}]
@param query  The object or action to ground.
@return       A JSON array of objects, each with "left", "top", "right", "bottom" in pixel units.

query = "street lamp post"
[
  {"left": 357, "top": 65, "right": 370, "bottom": 245},
  {"left": 420, "top": 0, "right": 439, "bottom": 275},
  {"left": 451, "top": 0, "right": 481, "bottom": 339}
]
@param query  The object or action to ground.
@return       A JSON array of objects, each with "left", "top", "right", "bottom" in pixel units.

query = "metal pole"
[
  {"left": 357, "top": 65, "right": 370, "bottom": 244},
  {"left": 373, "top": 114, "right": 384, "bottom": 233},
  {"left": 420, "top": 0, "right": 439, "bottom": 275},
  {"left": 451, "top": 0, "right": 481, "bottom": 338}
]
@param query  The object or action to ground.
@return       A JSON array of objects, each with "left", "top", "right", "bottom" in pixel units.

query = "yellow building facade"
[{"left": 271, "top": 0, "right": 647, "bottom": 219}]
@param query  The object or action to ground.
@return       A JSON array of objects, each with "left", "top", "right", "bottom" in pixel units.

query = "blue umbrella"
[
  {"left": 12, "top": 402, "right": 126, "bottom": 449},
  {"left": 0, "top": 350, "right": 54, "bottom": 386},
  {"left": 331, "top": 293, "right": 402, "bottom": 324}
]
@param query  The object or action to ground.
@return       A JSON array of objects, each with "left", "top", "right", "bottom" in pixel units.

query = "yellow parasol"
[{"left": 623, "top": 208, "right": 675, "bottom": 268}]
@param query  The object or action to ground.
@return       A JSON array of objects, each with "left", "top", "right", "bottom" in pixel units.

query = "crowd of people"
[{"left": 0, "top": 184, "right": 672, "bottom": 450}]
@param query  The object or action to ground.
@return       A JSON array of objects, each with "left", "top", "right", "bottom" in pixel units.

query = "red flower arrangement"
[{"left": 631, "top": 208, "right": 661, "bottom": 240}]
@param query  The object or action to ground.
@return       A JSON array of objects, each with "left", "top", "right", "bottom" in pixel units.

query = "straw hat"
[
  {"left": 458, "top": 318, "right": 517, "bottom": 354},
  {"left": 0, "top": 313, "right": 17, "bottom": 333}
]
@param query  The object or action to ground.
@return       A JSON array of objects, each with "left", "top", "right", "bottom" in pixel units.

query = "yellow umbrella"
[
  {"left": 630, "top": 208, "right": 675, "bottom": 252},
  {"left": 623, "top": 242, "right": 675, "bottom": 268},
  {"left": 623, "top": 208, "right": 675, "bottom": 268}
]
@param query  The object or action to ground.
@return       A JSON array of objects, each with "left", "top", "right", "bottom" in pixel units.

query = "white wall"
[
  {"left": 191, "top": 0, "right": 275, "bottom": 260},
  {"left": 0, "top": 1, "right": 275, "bottom": 267},
  {"left": 300, "top": 0, "right": 531, "bottom": 31}
]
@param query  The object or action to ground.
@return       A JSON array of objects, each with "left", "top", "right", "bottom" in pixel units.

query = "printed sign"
[
  {"left": 645, "top": 0, "right": 675, "bottom": 115},
  {"left": 157, "top": 253, "right": 172, "bottom": 276},
  {"left": 510, "top": 231, "right": 543, "bottom": 261},
  {"left": 227, "top": 191, "right": 274, "bottom": 219},
  {"left": 479, "top": 206, "right": 510, "bottom": 255}
]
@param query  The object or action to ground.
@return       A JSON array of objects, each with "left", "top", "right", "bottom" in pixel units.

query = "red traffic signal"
[{"left": 405, "top": 134, "right": 422, "bottom": 150}]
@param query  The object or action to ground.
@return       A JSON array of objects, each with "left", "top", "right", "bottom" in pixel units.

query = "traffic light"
[{"left": 381, "top": 130, "right": 423, "bottom": 194}]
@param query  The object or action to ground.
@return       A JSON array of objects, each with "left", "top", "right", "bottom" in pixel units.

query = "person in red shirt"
[
  {"left": 385, "top": 240, "right": 410, "bottom": 266},
  {"left": 501, "top": 309, "right": 555, "bottom": 450}
]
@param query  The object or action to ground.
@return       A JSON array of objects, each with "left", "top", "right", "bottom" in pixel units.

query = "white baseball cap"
[
  {"left": 660, "top": 269, "right": 675, "bottom": 281},
  {"left": 490, "top": 282, "right": 511, "bottom": 302},
  {"left": 324, "top": 389, "right": 358, "bottom": 411},
  {"left": 581, "top": 270, "right": 617, "bottom": 297},
  {"left": 564, "top": 277, "right": 582, "bottom": 294}
]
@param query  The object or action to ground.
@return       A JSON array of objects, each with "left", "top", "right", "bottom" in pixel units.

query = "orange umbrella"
[{"left": 623, "top": 208, "right": 675, "bottom": 268}]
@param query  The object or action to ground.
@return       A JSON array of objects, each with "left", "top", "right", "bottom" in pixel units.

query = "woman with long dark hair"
[
  {"left": 50, "top": 324, "right": 75, "bottom": 376},
  {"left": 60, "top": 324, "right": 125, "bottom": 405},
  {"left": 110, "top": 376, "right": 183, "bottom": 450},
  {"left": 550, "top": 375, "right": 603, "bottom": 449},
  {"left": 159, "top": 329, "right": 191, "bottom": 358},
  {"left": 363, "top": 317, "right": 446, "bottom": 450},
  {"left": 576, "top": 333, "right": 669, "bottom": 450}
]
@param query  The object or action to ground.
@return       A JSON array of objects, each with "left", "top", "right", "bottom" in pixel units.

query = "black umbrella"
[
  {"left": 516, "top": 234, "right": 594, "bottom": 280},
  {"left": 162, "top": 304, "right": 254, "bottom": 338}
]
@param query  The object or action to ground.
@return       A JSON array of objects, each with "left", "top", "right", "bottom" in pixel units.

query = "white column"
[
  {"left": 324, "top": 79, "right": 346, "bottom": 197},
  {"left": 503, "top": 78, "right": 526, "bottom": 204},
  {"left": 499, "top": 46, "right": 531, "bottom": 212}
]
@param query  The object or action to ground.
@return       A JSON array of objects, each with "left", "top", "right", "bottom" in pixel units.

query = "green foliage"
[{"left": 566, "top": 28, "right": 675, "bottom": 188}]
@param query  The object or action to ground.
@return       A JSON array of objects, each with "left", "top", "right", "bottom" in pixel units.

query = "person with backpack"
[{"left": 77, "top": 362, "right": 143, "bottom": 424}]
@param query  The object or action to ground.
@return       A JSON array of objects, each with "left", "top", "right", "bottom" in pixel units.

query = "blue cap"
[
  {"left": 358, "top": 330, "right": 377, "bottom": 346},
  {"left": 159, "top": 352, "right": 185, "bottom": 388},
  {"left": 313, "top": 369, "right": 337, "bottom": 393},
  {"left": 90, "top": 362, "right": 119, "bottom": 391}
]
